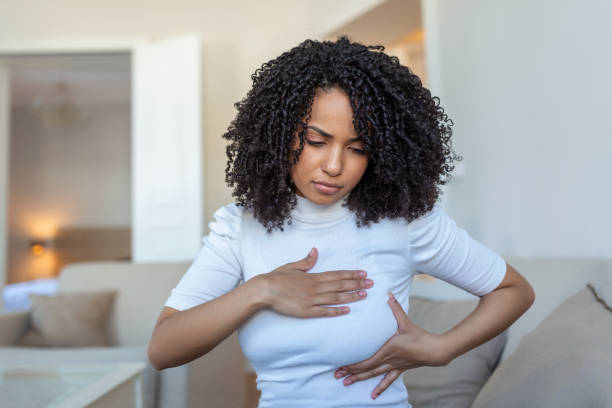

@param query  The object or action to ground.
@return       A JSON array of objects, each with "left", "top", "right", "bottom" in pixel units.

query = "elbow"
[
  {"left": 148, "top": 337, "right": 209, "bottom": 370},
  {"left": 509, "top": 263, "right": 536, "bottom": 311},
  {"left": 518, "top": 278, "right": 536, "bottom": 314},
  {"left": 147, "top": 339, "right": 169, "bottom": 371},
  {"left": 526, "top": 282, "right": 536, "bottom": 309}
]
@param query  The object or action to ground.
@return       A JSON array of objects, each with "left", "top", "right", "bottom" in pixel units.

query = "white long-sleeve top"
[{"left": 164, "top": 195, "right": 507, "bottom": 408}]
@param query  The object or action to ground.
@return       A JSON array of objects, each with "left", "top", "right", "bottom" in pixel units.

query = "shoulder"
[
  {"left": 208, "top": 203, "right": 246, "bottom": 239},
  {"left": 403, "top": 204, "right": 456, "bottom": 245},
  {"left": 214, "top": 202, "right": 244, "bottom": 218},
  {"left": 406, "top": 204, "right": 444, "bottom": 231}
]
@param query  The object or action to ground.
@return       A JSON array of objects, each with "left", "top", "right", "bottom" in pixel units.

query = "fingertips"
[
  {"left": 344, "top": 291, "right": 368, "bottom": 304},
  {"left": 333, "top": 306, "right": 350, "bottom": 316},
  {"left": 371, "top": 370, "right": 400, "bottom": 399},
  {"left": 337, "top": 306, "right": 350, "bottom": 315},
  {"left": 292, "top": 247, "right": 318, "bottom": 271},
  {"left": 388, "top": 293, "right": 403, "bottom": 313},
  {"left": 306, "top": 247, "right": 318, "bottom": 265}
]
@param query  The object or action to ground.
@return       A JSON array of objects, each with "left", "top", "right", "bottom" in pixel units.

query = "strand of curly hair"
[{"left": 223, "top": 36, "right": 461, "bottom": 232}]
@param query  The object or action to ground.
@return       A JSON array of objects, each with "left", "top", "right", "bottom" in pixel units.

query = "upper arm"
[
  {"left": 490, "top": 262, "right": 536, "bottom": 302},
  {"left": 495, "top": 263, "right": 518, "bottom": 290},
  {"left": 164, "top": 204, "right": 244, "bottom": 311},
  {"left": 154, "top": 306, "right": 179, "bottom": 328},
  {"left": 407, "top": 205, "right": 507, "bottom": 297}
]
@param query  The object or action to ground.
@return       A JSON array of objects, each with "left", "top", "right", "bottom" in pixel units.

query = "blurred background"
[{"left": 0, "top": 0, "right": 610, "bottom": 291}]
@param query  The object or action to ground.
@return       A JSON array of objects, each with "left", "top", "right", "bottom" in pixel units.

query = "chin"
[{"left": 304, "top": 189, "right": 346, "bottom": 205}]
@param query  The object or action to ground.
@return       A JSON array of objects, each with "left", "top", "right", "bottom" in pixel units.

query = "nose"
[{"left": 322, "top": 146, "right": 343, "bottom": 177}]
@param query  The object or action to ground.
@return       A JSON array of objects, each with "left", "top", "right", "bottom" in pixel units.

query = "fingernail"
[
  {"left": 342, "top": 307, "right": 350, "bottom": 314},
  {"left": 334, "top": 372, "right": 342, "bottom": 378},
  {"left": 365, "top": 279, "right": 374, "bottom": 287},
  {"left": 389, "top": 292, "right": 396, "bottom": 302},
  {"left": 343, "top": 378, "right": 352, "bottom": 386},
  {"left": 309, "top": 248, "right": 315, "bottom": 257},
  {"left": 359, "top": 270, "right": 367, "bottom": 278},
  {"left": 358, "top": 291, "right": 367, "bottom": 298}
]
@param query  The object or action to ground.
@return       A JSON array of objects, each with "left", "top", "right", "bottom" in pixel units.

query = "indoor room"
[{"left": 0, "top": 0, "right": 610, "bottom": 407}]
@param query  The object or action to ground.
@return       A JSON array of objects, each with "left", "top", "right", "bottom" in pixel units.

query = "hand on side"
[
  {"left": 334, "top": 293, "right": 448, "bottom": 400},
  {"left": 332, "top": 263, "right": 534, "bottom": 400},
  {"left": 250, "top": 247, "right": 374, "bottom": 318}
]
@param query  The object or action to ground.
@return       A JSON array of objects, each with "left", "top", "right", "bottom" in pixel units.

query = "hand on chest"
[
  {"left": 242, "top": 220, "right": 413, "bottom": 288},
  {"left": 239, "top": 223, "right": 415, "bottom": 370}
]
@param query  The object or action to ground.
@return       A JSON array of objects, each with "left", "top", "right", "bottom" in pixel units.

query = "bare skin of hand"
[
  {"left": 256, "top": 247, "right": 374, "bottom": 318},
  {"left": 333, "top": 293, "right": 448, "bottom": 399}
]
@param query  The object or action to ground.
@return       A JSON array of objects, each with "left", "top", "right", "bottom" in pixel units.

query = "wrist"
[
  {"left": 433, "top": 333, "right": 459, "bottom": 365},
  {"left": 244, "top": 274, "right": 271, "bottom": 311}
]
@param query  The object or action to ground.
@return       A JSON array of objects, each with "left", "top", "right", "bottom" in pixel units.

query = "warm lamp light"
[{"left": 30, "top": 241, "right": 47, "bottom": 257}]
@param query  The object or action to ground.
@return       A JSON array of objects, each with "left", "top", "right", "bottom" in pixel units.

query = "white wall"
[
  {"left": 308, "top": 0, "right": 385, "bottom": 38},
  {"left": 424, "top": 0, "right": 612, "bottom": 257},
  {"left": 9, "top": 104, "right": 131, "bottom": 227}
]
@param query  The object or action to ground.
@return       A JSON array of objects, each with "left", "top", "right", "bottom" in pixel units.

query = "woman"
[{"left": 148, "top": 37, "right": 535, "bottom": 407}]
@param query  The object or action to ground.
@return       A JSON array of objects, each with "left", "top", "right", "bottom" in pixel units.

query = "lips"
[{"left": 313, "top": 181, "right": 342, "bottom": 195}]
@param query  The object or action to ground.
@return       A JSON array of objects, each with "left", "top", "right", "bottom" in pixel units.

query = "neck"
[{"left": 292, "top": 195, "right": 350, "bottom": 224}]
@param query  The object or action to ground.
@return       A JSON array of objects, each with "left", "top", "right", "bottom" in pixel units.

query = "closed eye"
[
  {"left": 307, "top": 139, "right": 367, "bottom": 155},
  {"left": 305, "top": 139, "right": 325, "bottom": 146}
]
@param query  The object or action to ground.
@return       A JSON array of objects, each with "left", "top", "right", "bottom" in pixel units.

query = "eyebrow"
[{"left": 305, "top": 125, "right": 362, "bottom": 143}]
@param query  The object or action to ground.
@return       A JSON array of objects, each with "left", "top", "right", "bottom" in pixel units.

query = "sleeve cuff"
[{"left": 473, "top": 255, "right": 507, "bottom": 297}]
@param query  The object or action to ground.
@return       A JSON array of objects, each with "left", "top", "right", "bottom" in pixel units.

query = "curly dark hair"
[{"left": 223, "top": 36, "right": 460, "bottom": 232}]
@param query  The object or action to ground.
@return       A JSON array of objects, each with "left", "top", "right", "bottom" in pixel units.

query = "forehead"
[
  {"left": 307, "top": 88, "right": 357, "bottom": 135},
  {"left": 310, "top": 87, "right": 352, "bottom": 115}
]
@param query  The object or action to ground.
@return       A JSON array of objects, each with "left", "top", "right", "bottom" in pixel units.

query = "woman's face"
[{"left": 290, "top": 87, "right": 369, "bottom": 205}]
